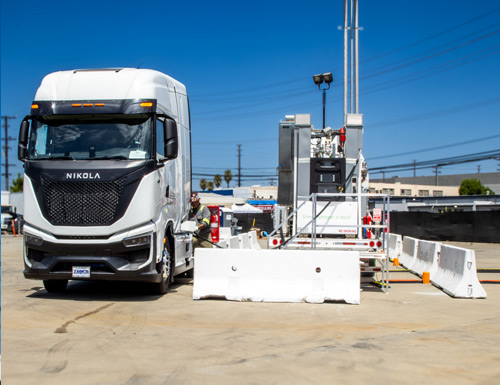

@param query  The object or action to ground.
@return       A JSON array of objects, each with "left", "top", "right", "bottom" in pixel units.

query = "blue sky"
[{"left": 1, "top": 0, "right": 499, "bottom": 190}]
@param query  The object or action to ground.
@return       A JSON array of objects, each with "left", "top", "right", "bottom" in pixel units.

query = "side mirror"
[
  {"left": 164, "top": 119, "right": 178, "bottom": 160},
  {"left": 18, "top": 119, "right": 30, "bottom": 162}
]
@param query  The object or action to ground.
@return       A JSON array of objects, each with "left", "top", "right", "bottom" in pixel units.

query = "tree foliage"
[
  {"left": 10, "top": 174, "right": 23, "bottom": 192},
  {"left": 199, "top": 178, "right": 207, "bottom": 191},
  {"left": 214, "top": 174, "right": 222, "bottom": 188},
  {"left": 224, "top": 169, "right": 232, "bottom": 188},
  {"left": 207, "top": 181, "right": 214, "bottom": 191},
  {"left": 459, "top": 178, "right": 495, "bottom": 196}
]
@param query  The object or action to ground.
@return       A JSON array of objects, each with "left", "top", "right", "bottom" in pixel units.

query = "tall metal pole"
[
  {"left": 343, "top": 0, "right": 348, "bottom": 125},
  {"left": 350, "top": 0, "right": 354, "bottom": 114},
  {"left": 354, "top": 0, "right": 359, "bottom": 114},
  {"left": 322, "top": 89, "right": 326, "bottom": 129},
  {"left": 237, "top": 144, "right": 242, "bottom": 187}
]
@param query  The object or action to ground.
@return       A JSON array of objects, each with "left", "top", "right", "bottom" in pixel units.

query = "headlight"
[
  {"left": 122, "top": 234, "right": 150, "bottom": 247},
  {"left": 25, "top": 232, "right": 43, "bottom": 246}
]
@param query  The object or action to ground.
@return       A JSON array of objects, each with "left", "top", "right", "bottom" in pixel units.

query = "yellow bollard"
[{"left": 422, "top": 271, "right": 430, "bottom": 284}]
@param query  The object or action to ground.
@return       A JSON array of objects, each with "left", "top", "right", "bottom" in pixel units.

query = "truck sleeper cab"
[{"left": 18, "top": 68, "right": 192, "bottom": 294}]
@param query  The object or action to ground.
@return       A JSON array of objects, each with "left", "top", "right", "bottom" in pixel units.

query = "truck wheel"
[
  {"left": 43, "top": 280, "right": 68, "bottom": 293},
  {"left": 152, "top": 230, "right": 174, "bottom": 295}
]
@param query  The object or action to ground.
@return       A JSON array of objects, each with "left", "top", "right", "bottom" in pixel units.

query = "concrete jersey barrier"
[
  {"left": 388, "top": 233, "right": 402, "bottom": 262},
  {"left": 248, "top": 231, "right": 261, "bottom": 249},
  {"left": 431, "top": 244, "right": 486, "bottom": 299},
  {"left": 400, "top": 236, "right": 418, "bottom": 270},
  {"left": 228, "top": 235, "right": 240, "bottom": 249},
  {"left": 239, "top": 233, "right": 250, "bottom": 249},
  {"left": 193, "top": 249, "right": 361, "bottom": 304},
  {"left": 412, "top": 240, "right": 440, "bottom": 279}
]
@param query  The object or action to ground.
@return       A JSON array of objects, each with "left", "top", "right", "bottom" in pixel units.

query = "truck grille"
[{"left": 41, "top": 176, "right": 126, "bottom": 226}]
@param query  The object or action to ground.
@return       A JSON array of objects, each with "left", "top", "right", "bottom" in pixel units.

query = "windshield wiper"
[
  {"left": 43, "top": 156, "right": 76, "bottom": 160},
  {"left": 91, "top": 155, "right": 129, "bottom": 160}
]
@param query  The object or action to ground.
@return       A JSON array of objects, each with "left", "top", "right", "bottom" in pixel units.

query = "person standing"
[{"left": 188, "top": 192, "right": 212, "bottom": 249}]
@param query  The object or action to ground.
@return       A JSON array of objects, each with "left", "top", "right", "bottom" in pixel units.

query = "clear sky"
[{"left": 1, "top": 0, "right": 499, "bottom": 191}]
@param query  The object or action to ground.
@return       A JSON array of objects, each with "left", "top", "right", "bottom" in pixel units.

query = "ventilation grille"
[{"left": 41, "top": 176, "right": 125, "bottom": 226}]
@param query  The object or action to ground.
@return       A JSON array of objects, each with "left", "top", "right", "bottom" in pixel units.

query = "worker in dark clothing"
[{"left": 188, "top": 192, "right": 212, "bottom": 249}]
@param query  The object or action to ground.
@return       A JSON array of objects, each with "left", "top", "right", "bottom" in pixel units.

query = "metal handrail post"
[{"left": 312, "top": 193, "right": 317, "bottom": 249}]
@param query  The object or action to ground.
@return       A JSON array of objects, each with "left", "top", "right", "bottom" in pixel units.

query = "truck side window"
[{"left": 156, "top": 118, "right": 165, "bottom": 158}]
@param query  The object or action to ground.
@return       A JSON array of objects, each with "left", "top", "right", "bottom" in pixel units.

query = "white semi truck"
[{"left": 18, "top": 68, "right": 193, "bottom": 294}]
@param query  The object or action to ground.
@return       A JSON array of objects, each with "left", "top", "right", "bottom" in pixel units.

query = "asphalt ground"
[{"left": 1, "top": 235, "right": 500, "bottom": 385}]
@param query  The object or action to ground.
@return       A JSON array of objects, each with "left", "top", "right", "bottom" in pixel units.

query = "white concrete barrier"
[
  {"left": 388, "top": 233, "right": 402, "bottom": 262},
  {"left": 239, "top": 233, "right": 250, "bottom": 249},
  {"left": 400, "top": 236, "right": 418, "bottom": 270},
  {"left": 248, "top": 231, "right": 261, "bottom": 249},
  {"left": 412, "top": 240, "right": 440, "bottom": 278},
  {"left": 431, "top": 244, "right": 486, "bottom": 299},
  {"left": 228, "top": 235, "right": 240, "bottom": 249},
  {"left": 219, "top": 227, "right": 232, "bottom": 241},
  {"left": 193, "top": 249, "right": 361, "bottom": 304},
  {"left": 216, "top": 240, "right": 228, "bottom": 248}
]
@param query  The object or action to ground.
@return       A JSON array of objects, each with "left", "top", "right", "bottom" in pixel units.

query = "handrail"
[{"left": 269, "top": 192, "right": 391, "bottom": 250}]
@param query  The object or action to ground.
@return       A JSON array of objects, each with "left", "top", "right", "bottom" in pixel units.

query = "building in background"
[
  {"left": 370, "top": 172, "right": 499, "bottom": 197},
  {"left": 369, "top": 182, "right": 458, "bottom": 197}
]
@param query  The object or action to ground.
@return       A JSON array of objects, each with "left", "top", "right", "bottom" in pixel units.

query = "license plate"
[{"left": 72, "top": 266, "right": 91, "bottom": 278}]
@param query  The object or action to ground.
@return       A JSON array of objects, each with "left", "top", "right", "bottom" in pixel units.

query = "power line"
[
  {"left": 362, "top": 44, "right": 500, "bottom": 96},
  {"left": 369, "top": 149, "right": 500, "bottom": 175},
  {"left": 362, "top": 7, "right": 500, "bottom": 64},
  {"left": 361, "top": 27, "right": 500, "bottom": 81},
  {"left": 370, "top": 96, "right": 500, "bottom": 128},
  {"left": 367, "top": 134, "right": 500, "bottom": 161}
]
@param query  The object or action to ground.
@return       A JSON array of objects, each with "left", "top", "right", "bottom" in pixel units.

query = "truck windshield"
[{"left": 28, "top": 114, "right": 152, "bottom": 160}]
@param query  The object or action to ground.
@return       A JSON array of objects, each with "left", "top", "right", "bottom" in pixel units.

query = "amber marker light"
[
  {"left": 31, "top": 104, "right": 39, "bottom": 109},
  {"left": 72, "top": 104, "right": 82, "bottom": 107},
  {"left": 140, "top": 102, "right": 153, "bottom": 107},
  {"left": 95, "top": 103, "right": 105, "bottom": 107}
]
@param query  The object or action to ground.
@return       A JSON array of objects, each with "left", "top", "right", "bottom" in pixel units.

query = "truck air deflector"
[{"left": 30, "top": 99, "right": 156, "bottom": 116}]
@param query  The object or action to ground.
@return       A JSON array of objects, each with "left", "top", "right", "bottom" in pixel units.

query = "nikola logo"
[{"left": 66, "top": 172, "right": 101, "bottom": 180}]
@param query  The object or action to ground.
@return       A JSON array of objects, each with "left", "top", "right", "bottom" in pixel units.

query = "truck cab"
[{"left": 18, "top": 68, "right": 193, "bottom": 294}]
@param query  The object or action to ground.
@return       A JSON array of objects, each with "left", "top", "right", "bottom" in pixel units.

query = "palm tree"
[
  {"left": 199, "top": 178, "right": 207, "bottom": 191},
  {"left": 214, "top": 174, "right": 222, "bottom": 188},
  {"left": 207, "top": 181, "right": 214, "bottom": 191},
  {"left": 10, "top": 173, "right": 23, "bottom": 192},
  {"left": 224, "top": 169, "right": 232, "bottom": 188}
]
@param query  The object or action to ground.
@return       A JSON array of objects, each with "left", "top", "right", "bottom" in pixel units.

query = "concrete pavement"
[{"left": 1, "top": 235, "right": 500, "bottom": 385}]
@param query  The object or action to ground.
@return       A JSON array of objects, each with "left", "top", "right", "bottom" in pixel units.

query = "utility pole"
[
  {"left": 434, "top": 165, "right": 440, "bottom": 186},
  {"left": 477, "top": 165, "right": 481, "bottom": 174},
  {"left": 2, "top": 115, "right": 17, "bottom": 190},
  {"left": 237, "top": 144, "right": 241, "bottom": 187},
  {"left": 413, "top": 160, "right": 416, "bottom": 177}
]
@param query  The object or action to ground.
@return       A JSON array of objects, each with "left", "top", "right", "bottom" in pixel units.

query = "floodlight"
[
  {"left": 313, "top": 74, "right": 323, "bottom": 85},
  {"left": 323, "top": 72, "right": 333, "bottom": 84}
]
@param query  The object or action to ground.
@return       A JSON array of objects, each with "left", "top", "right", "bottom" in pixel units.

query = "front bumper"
[{"left": 23, "top": 222, "right": 161, "bottom": 283}]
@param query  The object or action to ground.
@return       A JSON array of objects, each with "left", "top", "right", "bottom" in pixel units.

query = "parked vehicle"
[
  {"left": 1, "top": 205, "right": 13, "bottom": 231},
  {"left": 6, "top": 213, "right": 24, "bottom": 234}
]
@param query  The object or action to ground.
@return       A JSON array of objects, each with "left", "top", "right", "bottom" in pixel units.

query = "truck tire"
[
  {"left": 151, "top": 229, "right": 174, "bottom": 295},
  {"left": 43, "top": 280, "right": 68, "bottom": 293}
]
